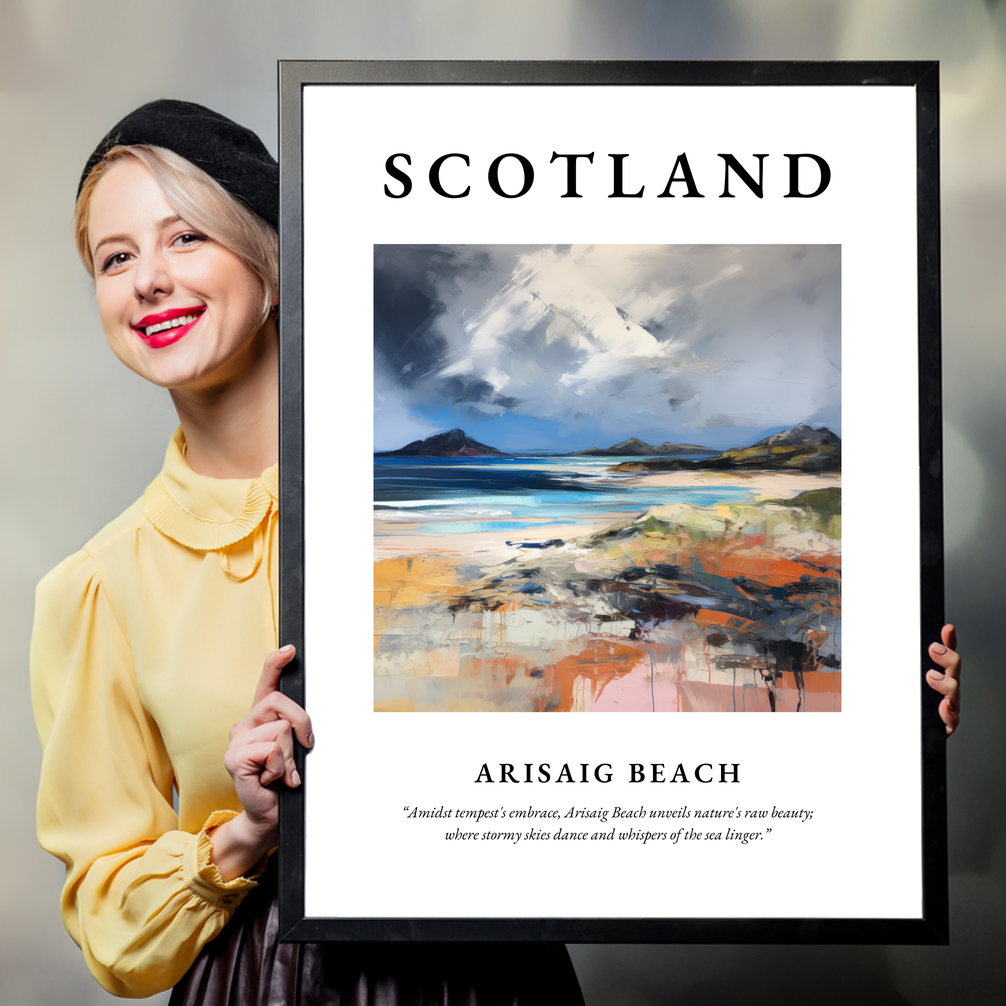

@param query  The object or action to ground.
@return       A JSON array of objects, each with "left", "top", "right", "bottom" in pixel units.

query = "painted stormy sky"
[{"left": 374, "top": 244, "right": 840, "bottom": 453}]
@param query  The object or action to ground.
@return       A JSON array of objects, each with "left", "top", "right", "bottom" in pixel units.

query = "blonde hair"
[{"left": 75, "top": 145, "right": 278, "bottom": 322}]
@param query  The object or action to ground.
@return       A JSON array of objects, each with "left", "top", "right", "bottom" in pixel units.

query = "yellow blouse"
[{"left": 31, "top": 428, "right": 279, "bottom": 998}]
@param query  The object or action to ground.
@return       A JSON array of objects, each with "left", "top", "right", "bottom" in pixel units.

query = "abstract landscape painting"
[{"left": 374, "top": 245, "right": 841, "bottom": 712}]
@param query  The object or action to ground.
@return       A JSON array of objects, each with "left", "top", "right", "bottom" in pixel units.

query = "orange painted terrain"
[{"left": 374, "top": 491, "right": 841, "bottom": 712}]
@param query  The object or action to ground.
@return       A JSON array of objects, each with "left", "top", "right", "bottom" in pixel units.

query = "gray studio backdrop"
[{"left": 2, "top": 2, "right": 1003, "bottom": 1003}]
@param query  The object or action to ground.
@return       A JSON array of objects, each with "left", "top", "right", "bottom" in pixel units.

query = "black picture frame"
[{"left": 277, "top": 60, "right": 945, "bottom": 944}]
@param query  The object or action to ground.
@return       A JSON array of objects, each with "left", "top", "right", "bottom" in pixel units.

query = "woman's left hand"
[
  {"left": 209, "top": 645, "right": 313, "bottom": 881},
  {"left": 926, "top": 624, "right": 961, "bottom": 737}
]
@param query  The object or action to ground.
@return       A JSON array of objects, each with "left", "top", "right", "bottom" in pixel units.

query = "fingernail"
[
  {"left": 306, "top": 732, "right": 315, "bottom": 748},
  {"left": 928, "top": 669, "right": 944, "bottom": 679},
  {"left": 931, "top": 643, "right": 947, "bottom": 654},
  {"left": 291, "top": 768, "right": 301, "bottom": 787},
  {"left": 280, "top": 644, "right": 295, "bottom": 654}
]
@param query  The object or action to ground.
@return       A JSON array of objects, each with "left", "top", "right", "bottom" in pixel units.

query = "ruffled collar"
[{"left": 143, "top": 428, "right": 278, "bottom": 551}]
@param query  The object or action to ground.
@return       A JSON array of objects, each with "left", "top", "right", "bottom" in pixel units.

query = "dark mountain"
[
  {"left": 748, "top": 424, "right": 841, "bottom": 450},
  {"left": 574, "top": 437, "right": 713, "bottom": 457},
  {"left": 608, "top": 424, "right": 841, "bottom": 474},
  {"left": 376, "top": 428, "right": 505, "bottom": 457}
]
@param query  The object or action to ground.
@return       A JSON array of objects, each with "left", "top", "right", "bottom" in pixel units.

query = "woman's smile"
[{"left": 133, "top": 305, "right": 207, "bottom": 347}]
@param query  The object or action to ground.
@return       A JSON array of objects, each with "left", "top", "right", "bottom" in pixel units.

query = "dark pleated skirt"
[{"left": 169, "top": 869, "right": 584, "bottom": 1006}]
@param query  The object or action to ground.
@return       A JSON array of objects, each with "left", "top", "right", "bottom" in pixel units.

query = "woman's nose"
[{"left": 133, "top": 249, "right": 173, "bottom": 302}]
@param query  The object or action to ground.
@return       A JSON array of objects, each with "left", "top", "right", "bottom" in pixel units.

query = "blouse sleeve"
[{"left": 30, "top": 549, "right": 262, "bottom": 998}]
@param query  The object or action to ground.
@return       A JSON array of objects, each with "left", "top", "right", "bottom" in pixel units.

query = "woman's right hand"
[
  {"left": 209, "top": 645, "right": 314, "bottom": 881},
  {"left": 926, "top": 624, "right": 961, "bottom": 737}
]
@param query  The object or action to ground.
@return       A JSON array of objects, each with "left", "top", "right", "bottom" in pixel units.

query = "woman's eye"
[
  {"left": 101, "top": 251, "right": 132, "bottom": 273},
  {"left": 173, "top": 231, "right": 208, "bottom": 248}
]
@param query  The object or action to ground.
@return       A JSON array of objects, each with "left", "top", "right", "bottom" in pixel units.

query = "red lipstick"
[{"left": 132, "top": 306, "right": 205, "bottom": 349}]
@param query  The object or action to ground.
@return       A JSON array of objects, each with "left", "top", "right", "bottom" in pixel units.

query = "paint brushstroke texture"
[{"left": 374, "top": 245, "right": 841, "bottom": 712}]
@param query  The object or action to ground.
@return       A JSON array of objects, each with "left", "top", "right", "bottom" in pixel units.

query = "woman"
[
  {"left": 31, "top": 100, "right": 585, "bottom": 1003},
  {"left": 33, "top": 98, "right": 962, "bottom": 1003}
]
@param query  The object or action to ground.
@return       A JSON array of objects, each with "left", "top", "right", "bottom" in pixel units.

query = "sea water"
[{"left": 374, "top": 455, "right": 749, "bottom": 537}]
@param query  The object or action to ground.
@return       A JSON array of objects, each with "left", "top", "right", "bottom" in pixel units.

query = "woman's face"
[{"left": 87, "top": 158, "right": 270, "bottom": 393}]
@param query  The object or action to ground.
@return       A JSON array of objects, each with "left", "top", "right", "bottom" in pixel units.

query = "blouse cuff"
[{"left": 183, "top": 810, "right": 269, "bottom": 909}]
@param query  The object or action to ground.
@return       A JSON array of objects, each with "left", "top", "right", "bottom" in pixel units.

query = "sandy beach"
[
  {"left": 375, "top": 469, "right": 841, "bottom": 560},
  {"left": 374, "top": 466, "right": 841, "bottom": 713},
  {"left": 614, "top": 469, "right": 841, "bottom": 493},
  {"left": 374, "top": 509, "right": 629, "bottom": 561}
]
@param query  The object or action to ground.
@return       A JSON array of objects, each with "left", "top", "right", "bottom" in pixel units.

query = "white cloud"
[{"left": 376, "top": 243, "right": 841, "bottom": 440}]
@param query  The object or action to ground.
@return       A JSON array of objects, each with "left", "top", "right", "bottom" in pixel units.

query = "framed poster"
[{"left": 277, "top": 61, "right": 946, "bottom": 943}]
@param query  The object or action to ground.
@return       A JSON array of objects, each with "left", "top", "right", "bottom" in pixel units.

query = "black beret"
[{"left": 78, "top": 99, "right": 278, "bottom": 228}]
